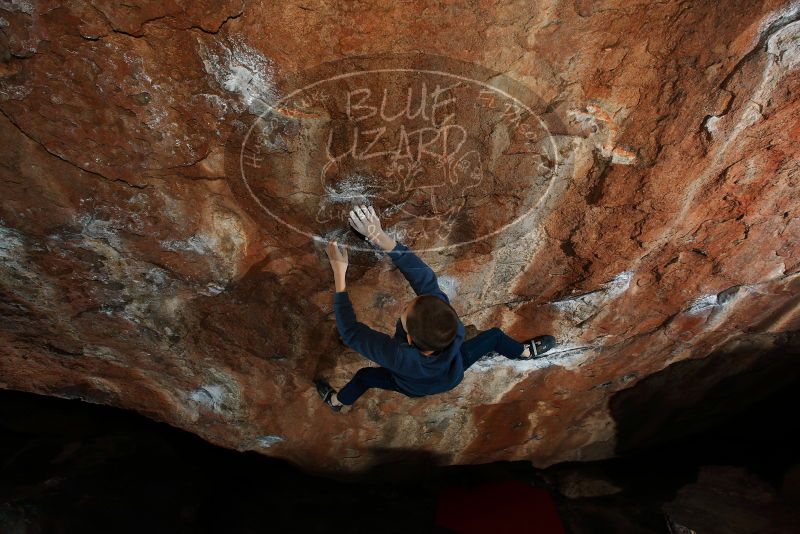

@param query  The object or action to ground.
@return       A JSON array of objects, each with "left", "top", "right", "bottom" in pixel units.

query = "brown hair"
[{"left": 406, "top": 295, "right": 459, "bottom": 353}]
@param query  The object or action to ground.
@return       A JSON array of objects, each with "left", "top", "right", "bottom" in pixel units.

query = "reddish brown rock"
[{"left": 0, "top": 0, "right": 798, "bottom": 473}]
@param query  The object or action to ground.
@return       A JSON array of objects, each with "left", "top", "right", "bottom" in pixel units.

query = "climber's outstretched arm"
[
  {"left": 326, "top": 238, "right": 409, "bottom": 371},
  {"left": 333, "top": 290, "right": 405, "bottom": 370},
  {"left": 348, "top": 205, "right": 450, "bottom": 304}
]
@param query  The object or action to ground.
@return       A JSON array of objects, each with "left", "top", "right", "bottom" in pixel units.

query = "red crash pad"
[{"left": 435, "top": 479, "right": 565, "bottom": 534}]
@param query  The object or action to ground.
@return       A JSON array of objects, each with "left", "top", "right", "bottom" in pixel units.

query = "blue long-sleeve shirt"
[{"left": 333, "top": 241, "right": 466, "bottom": 396}]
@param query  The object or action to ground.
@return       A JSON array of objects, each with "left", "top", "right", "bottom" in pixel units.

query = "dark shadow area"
[
  {"left": 554, "top": 355, "right": 800, "bottom": 533},
  {"left": 0, "top": 389, "right": 444, "bottom": 534},
  {"left": 1, "top": 332, "right": 799, "bottom": 533},
  {"left": 347, "top": 447, "right": 454, "bottom": 484},
  {"left": 587, "top": 330, "right": 800, "bottom": 533},
  {"left": 611, "top": 331, "right": 800, "bottom": 467}
]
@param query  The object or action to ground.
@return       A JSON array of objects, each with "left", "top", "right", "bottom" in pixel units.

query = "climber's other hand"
[{"left": 326, "top": 240, "right": 348, "bottom": 277}]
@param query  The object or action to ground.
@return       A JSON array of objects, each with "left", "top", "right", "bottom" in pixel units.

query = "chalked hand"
[{"left": 349, "top": 204, "right": 383, "bottom": 243}]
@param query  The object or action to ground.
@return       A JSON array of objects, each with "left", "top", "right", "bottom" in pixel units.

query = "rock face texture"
[{"left": 1, "top": 1, "right": 798, "bottom": 473}]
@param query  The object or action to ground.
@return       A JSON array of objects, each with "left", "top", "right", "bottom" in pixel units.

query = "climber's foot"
[
  {"left": 519, "top": 335, "right": 556, "bottom": 359},
  {"left": 314, "top": 379, "right": 344, "bottom": 412}
]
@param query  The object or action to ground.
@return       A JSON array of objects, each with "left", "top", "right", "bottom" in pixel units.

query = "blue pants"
[{"left": 337, "top": 327, "right": 525, "bottom": 405}]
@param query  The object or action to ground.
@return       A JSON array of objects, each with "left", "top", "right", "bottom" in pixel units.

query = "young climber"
[{"left": 314, "top": 204, "right": 556, "bottom": 412}]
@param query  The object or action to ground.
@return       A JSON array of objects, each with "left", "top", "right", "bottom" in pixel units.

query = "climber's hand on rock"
[
  {"left": 349, "top": 204, "right": 397, "bottom": 251},
  {"left": 349, "top": 204, "right": 383, "bottom": 243},
  {"left": 326, "top": 240, "right": 348, "bottom": 291}
]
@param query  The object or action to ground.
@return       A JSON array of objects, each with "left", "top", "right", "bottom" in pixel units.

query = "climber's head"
[{"left": 400, "top": 295, "right": 459, "bottom": 355}]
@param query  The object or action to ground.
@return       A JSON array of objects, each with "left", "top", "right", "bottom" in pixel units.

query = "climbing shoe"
[
  {"left": 314, "top": 379, "right": 343, "bottom": 412},
  {"left": 519, "top": 335, "right": 556, "bottom": 359}
]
